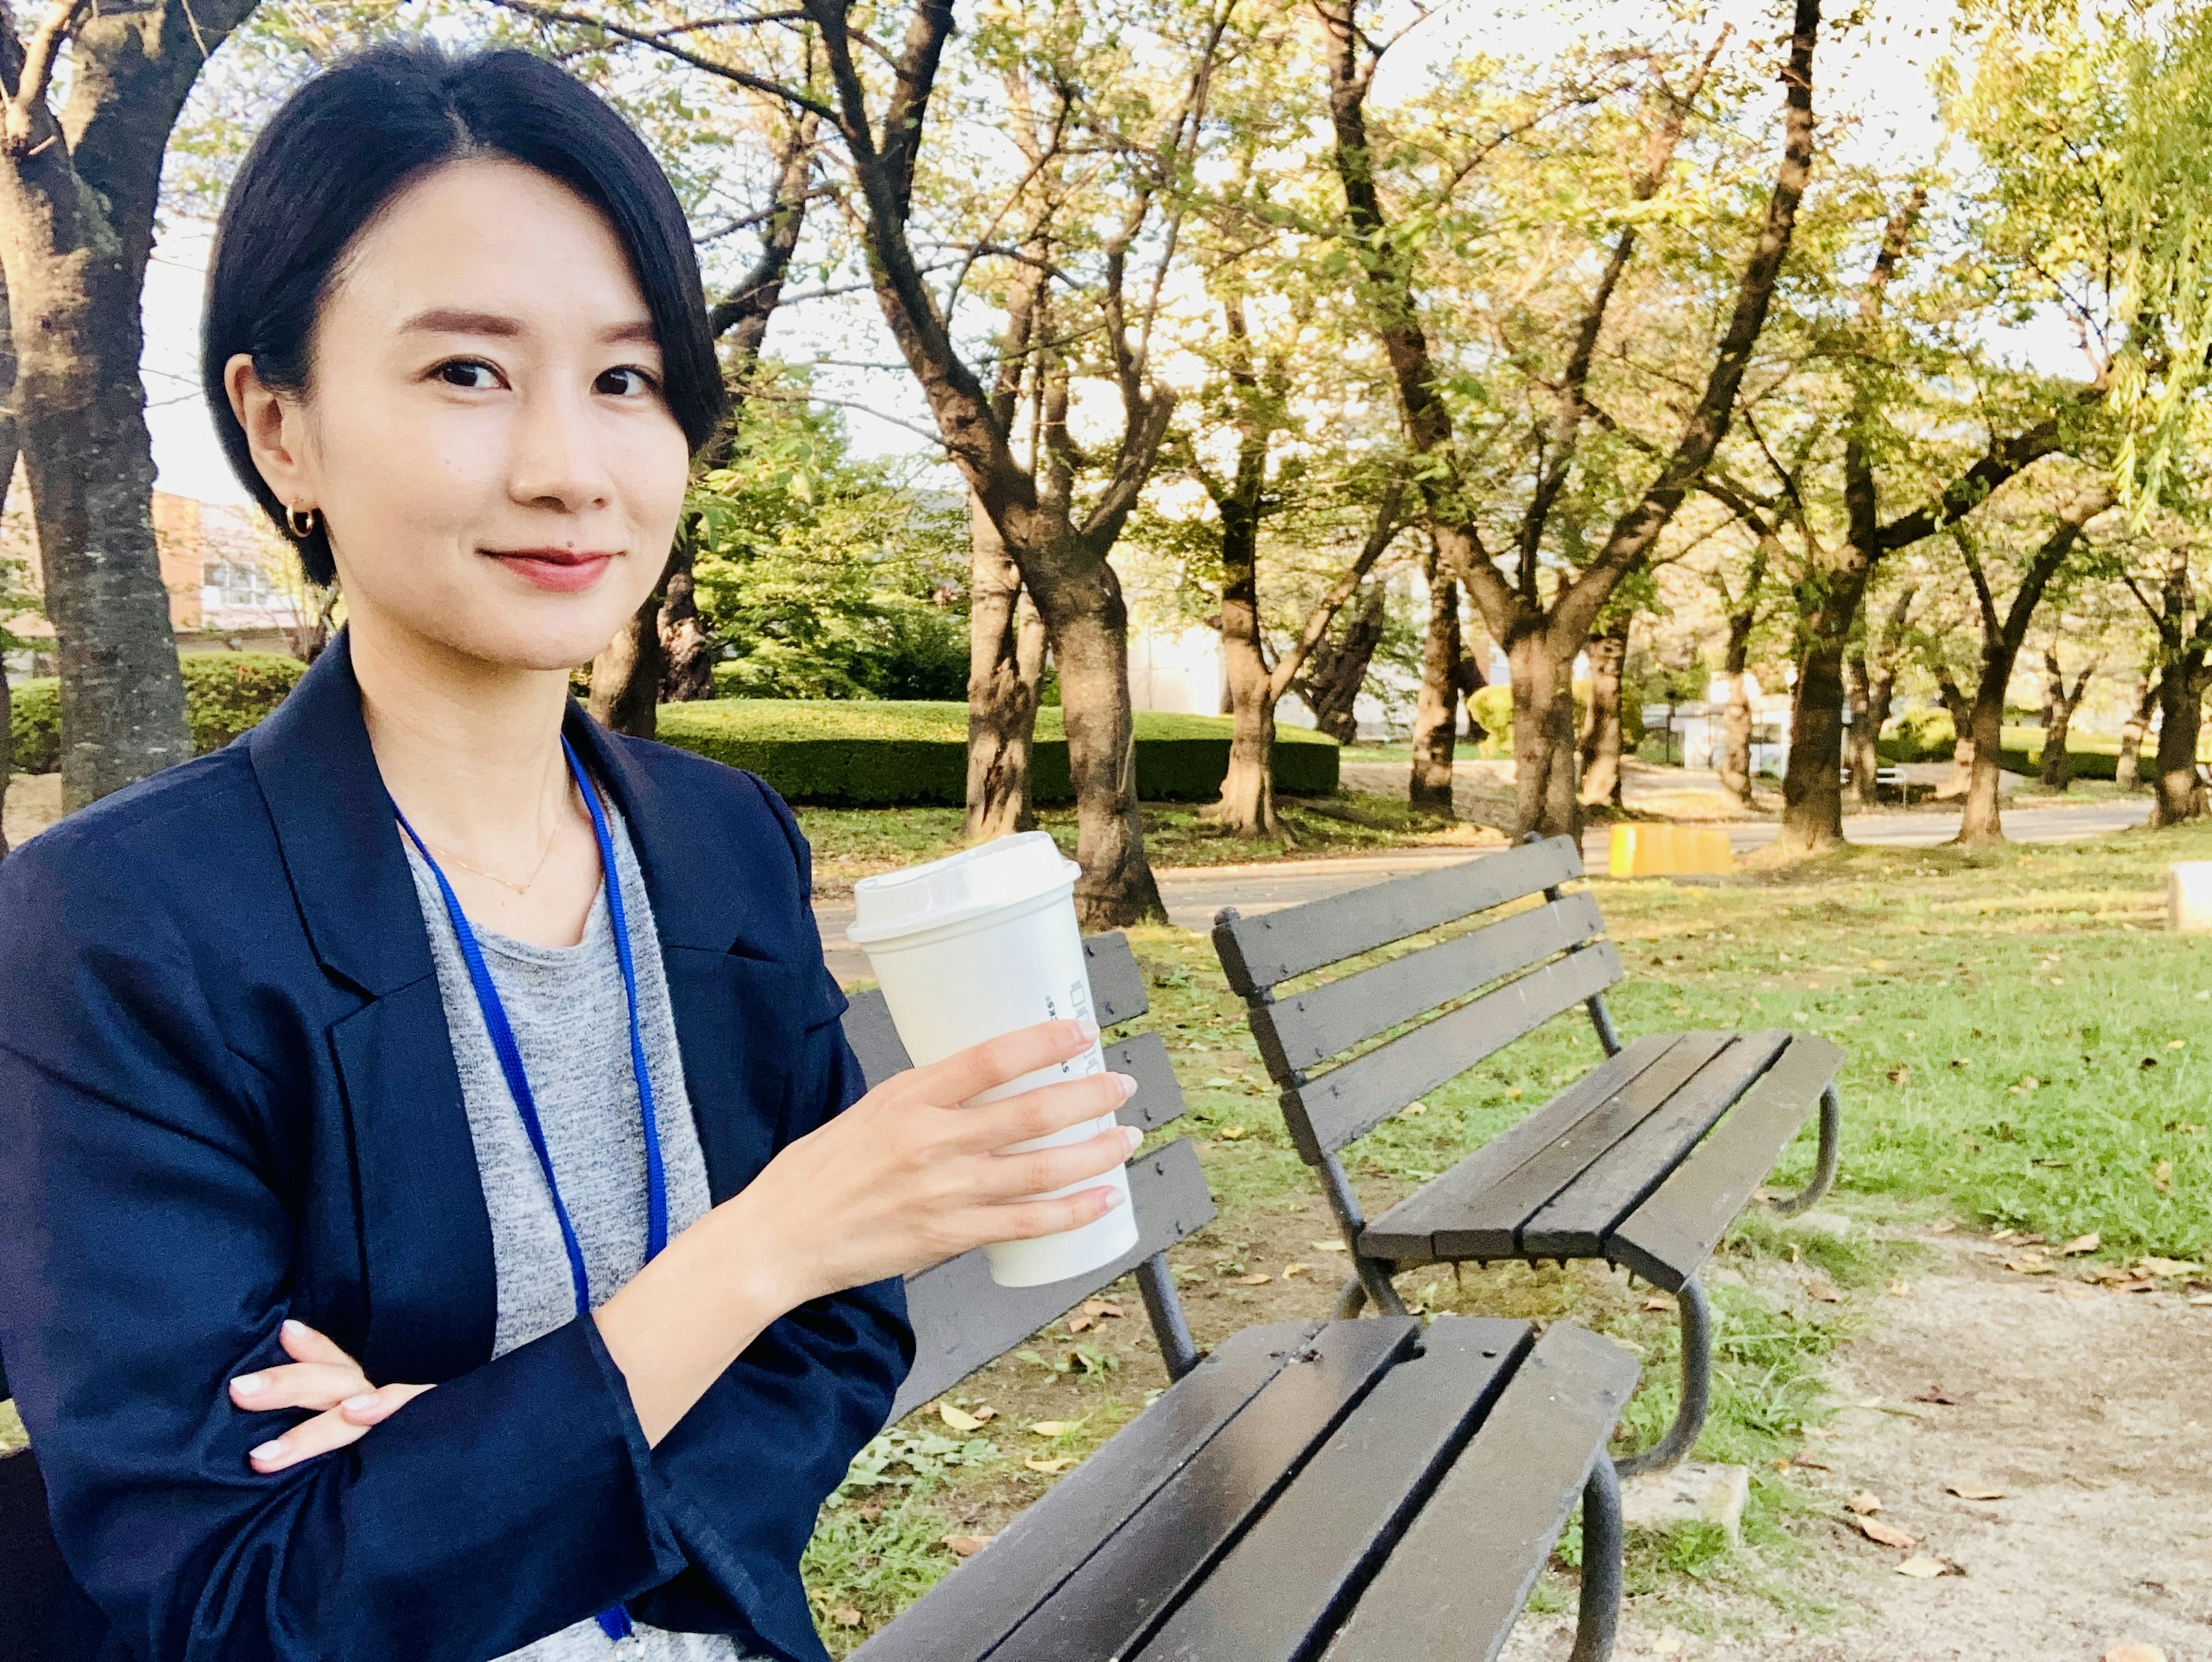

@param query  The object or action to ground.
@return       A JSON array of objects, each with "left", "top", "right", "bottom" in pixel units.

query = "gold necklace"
[{"left": 408, "top": 781, "right": 577, "bottom": 896}]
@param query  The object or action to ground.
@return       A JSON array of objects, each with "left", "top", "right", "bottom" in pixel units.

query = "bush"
[
  {"left": 654, "top": 700, "right": 1339, "bottom": 806},
  {"left": 6, "top": 651, "right": 304, "bottom": 775},
  {"left": 1880, "top": 706, "right": 1956, "bottom": 763}
]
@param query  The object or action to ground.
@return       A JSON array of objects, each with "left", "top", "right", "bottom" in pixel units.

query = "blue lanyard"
[{"left": 395, "top": 736, "right": 668, "bottom": 1645}]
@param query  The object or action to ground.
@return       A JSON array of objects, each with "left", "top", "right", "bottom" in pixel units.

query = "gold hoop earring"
[{"left": 285, "top": 504, "right": 318, "bottom": 540}]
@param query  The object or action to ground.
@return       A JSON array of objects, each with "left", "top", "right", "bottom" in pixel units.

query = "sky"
[{"left": 141, "top": 0, "right": 2025, "bottom": 507}]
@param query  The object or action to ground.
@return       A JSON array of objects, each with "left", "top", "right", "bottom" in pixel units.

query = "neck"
[{"left": 350, "top": 616, "right": 576, "bottom": 854}]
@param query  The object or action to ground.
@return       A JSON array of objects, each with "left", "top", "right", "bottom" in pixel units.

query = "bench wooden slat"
[
  {"left": 1423, "top": 1032, "right": 1734, "bottom": 1261},
  {"left": 889, "top": 1137, "right": 1216, "bottom": 1422},
  {"left": 1108, "top": 1031, "right": 1188, "bottom": 1135},
  {"left": 1520, "top": 1031, "right": 1791, "bottom": 1260},
  {"left": 1084, "top": 931, "right": 1151, "bottom": 1026},
  {"left": 1281, "top": 946, "right": 1622, "bottom": 1164},
  {"left": 844, "top": 930, "right": 1152, "bottom": 1095},
  {"left": 1250, "top": 894, "right": 1608, "bottom": 1076},
  {"left": 1358, "top": 1034, "right": 1683, "bottom": 1263},
  {"left": 1130, "top": 1318, "right": 1535, "bottom": 1662},
  {"left": 1213, "top": 838, "right": 1582, "bottom": 995},
  {"left": 1317, "top": 1322, "right": 1639, "bottom": 1662},
  {"left": 856, "top": 1322, "right": 1321, "bottom": 1662},
  {"left": 990, "top": 1316, "right": 1421, "bottom": 1660},
  {"left": 1607, "top": 1036, "right": 1844, "bottom": 1292}
]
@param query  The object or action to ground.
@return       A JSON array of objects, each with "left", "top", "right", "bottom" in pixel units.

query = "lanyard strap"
[{"left": 394, "top": 737, "right": 667, "bottom": 1646}]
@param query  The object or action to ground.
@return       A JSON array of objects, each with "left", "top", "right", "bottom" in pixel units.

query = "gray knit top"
[{"left": 405, "top": 801, "right": 757, "bottom": 1662}]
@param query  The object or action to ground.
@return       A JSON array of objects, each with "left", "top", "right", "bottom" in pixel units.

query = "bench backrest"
[
  {"left": 1211, "top": 838, "right": 1620, "bottom": 1164},
  {"left": 842, "top": 932, "right": 1215, "bottom": 1422}
]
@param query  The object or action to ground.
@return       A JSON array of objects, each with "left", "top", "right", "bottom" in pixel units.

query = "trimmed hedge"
[
  {"left": 654, "top": 699, "right": 1339, "bottom": 805},
  {"left": 7, "top": 652, "right": 305, "bottom": 774}
]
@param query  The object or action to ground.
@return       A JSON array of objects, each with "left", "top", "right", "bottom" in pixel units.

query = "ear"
[{"left": 225, "top": 353, "right": 316, "bottom": 514}]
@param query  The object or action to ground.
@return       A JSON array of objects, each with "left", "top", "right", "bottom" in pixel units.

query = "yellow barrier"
[{"left": 1608, "top": 824, "right": 1733, "bottom": 878}]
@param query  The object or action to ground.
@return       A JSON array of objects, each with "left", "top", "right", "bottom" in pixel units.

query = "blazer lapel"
[{"left": 247, "top": 635, "right": 498, "bottom": 1381}]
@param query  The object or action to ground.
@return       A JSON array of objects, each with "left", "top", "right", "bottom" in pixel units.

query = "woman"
[{"left": 0, "top": 43, "right": 1135, "bottom": 1662}]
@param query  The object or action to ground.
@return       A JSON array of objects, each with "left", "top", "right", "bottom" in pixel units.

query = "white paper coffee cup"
[{"left": 846, "top": 832, "right": 1141, "bottom": 1287}]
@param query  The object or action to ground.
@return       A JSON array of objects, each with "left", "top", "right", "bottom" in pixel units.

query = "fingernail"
[
  {"left": 251, "top": 1438, "right": 287, "bottom": 1463},
  {"left": 1102, "top": 1186, "right": 1128, "bottom": 1210},
  {"left": 1072, "top": 1017, "right": 1099, "bottom": 1042},
  {"left": 1121, "top": 1125, "right": 1143, "bottom": 1153},
  {"left": 281, "top": 1319, "right": 307, "bottom": 1338},
  {"left": 1115, "top": 1072, "right": 1137, "bottom": 1100},
  {"left": 232, "top": 1373, "right": 266, "bottom": 1396},
  {"left": 342, "top": 1393, "right": 378, "bottom": 1414}
]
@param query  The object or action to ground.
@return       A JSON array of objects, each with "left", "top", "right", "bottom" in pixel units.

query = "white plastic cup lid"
[{"left": 845, "top": 830, "right": 1080, "bottom": 947}]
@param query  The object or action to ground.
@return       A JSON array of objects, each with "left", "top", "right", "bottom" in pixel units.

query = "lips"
[{"left": 484, "top": 547, "right": 618, "bottom": 593}]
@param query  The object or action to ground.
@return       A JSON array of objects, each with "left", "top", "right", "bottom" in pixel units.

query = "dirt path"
[{"left": 1511, "top": 1233, "right": 2212, "bottom": 1661}]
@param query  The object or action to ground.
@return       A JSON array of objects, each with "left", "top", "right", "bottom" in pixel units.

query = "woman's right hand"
[{"left": 740, "top": 1017, "right": 1137, "bottom": 1311}]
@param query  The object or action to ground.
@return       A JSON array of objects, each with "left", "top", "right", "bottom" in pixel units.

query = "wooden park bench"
[
  {"left": 0, "top": 929, "right": 1641, "bottom": 1660},
  {"left": 1211, "top": 837, "right": 1843, "bottom": 1476},
  {"left": 845, "top": 930, "right": 1639, "bottom": 1661}
]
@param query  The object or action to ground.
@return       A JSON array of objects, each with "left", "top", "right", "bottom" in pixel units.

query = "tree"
[
  {"left": 1296, "top": 577, "right": 1387, "bottom": 743},
  {"left": 1315, "top": 0, "right": 1823, "bottom": 838},
  {"left": 0, "top": 0, "right": 262, "bottom": 808},
  {"left": 1943, "top": 480, "right": 2114, "bottom": 846},
  {"left": 2119, "top": 527, "right": 2212, "bottom": 825},
  {"left": 2115, "top": 665, "right": 2157, "bottom": 790},
  {"left": 2036, "top": 643, "right": 2096, "bottom": 791},
  {"left": 1844, "top": 580, "right": 1917, "bottom": 806}
]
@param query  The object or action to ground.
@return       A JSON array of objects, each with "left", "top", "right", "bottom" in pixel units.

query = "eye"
[
  {"left": 596, "top": 365, "right": 660, "bottom": 397},
  {"left": 434, "top": 358, "right": 502, "bottom": 391}
]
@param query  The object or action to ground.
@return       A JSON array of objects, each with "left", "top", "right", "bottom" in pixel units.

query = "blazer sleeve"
[
  {"left": 0, "top": 834, "right": 695, "bottom": 1662},
  {"left": 626, "top": 778, "right": 915, "bottom": 1650}
]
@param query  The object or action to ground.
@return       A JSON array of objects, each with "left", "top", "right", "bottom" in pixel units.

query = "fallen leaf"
[
  {"left": 1067, "top": 1313, "right": 1095, "bottom": 1334},
  {"left": 1028, "top": 1421, "right": 1073, "bottom": 1437},
  {"left": 1846, "top": 1490, "right": 1882, "bottom": 1515},
  {"left": 2005, "top": 1256, "right": 2055, "bottom": 1275},
  {"left": 1228, "top": 1272, "right": 1272, "bottom": 1286},
  {"left": 937, "top": 1402, "right": 987, "bottom": 1433},
  {"left": 2102, "top": 1648, "right": 2168, "bottom": 1662},
  {"left": 1929, "top": 1217, "right": 1957, "bottom": 1234},
  {"left": 2191, "top": 1293, "right": 2212, "bottom": 1307},
  {"left": 1887, "top": 1065, "right": 1910, "bottom": 1085},
  {"left": 1215, "top": 1125, "right": 1249, "bottom": 1141},
  {"left": 1946, "top": 1483, "right": 2005, "bottom": 1500},
  {"left": 2141, "top": 1056, "right": 2160, "bottom": 1070},
  {"left": 1642, "top": 1294, "right": 1673, "bottom": 1311},
  {"left": 1895, "top": 1554, "right": 1947, "bottom": 1578},
  {"left": 1807, "top": 1282, "right": 1842, "bottom": 1303},
  {"left": 857, "top": 1503, "right": 883, "bottom": 1523},
  {"left": 1887, "top": 1278, "right": 1911, "bottom": 1297},
  {"left": 1082, "top": 1299, "right": 1124, "bottom": 1319},
  {"left": 1649, "top": 1637, "right": 1684, "bottom": 1657},
  {"left": 2137, "top": 1256, "right": 2198, "bottom": 1278},
  {"left": 828, "top": 1606, "right": 862, "bottom": 1627},
  {"left": 1856, "top": 1517, "right": 1917, "bottom": 1549},
  {"left": 1024, "top": 1456, "right": 1075, "bottom": 1474},
  {"left": 2171, "top": 1039, "right": 2188, "bottom": 1050},
  {"left": 1401, "top": 1100, "right": 1427, "bottom": 1116},
  {"left": 2153, "top": 1161, "right": 2173, "bottom": 1194},
  {"left": 1991, "top": 1228, "right": 2017, "bottom": 1242},
  {"left": 1310, "top": 1239, "right": 1349, "bottom": 1252},
  {"left": 941, "top": 1534, "right": 993, "bottom": 1558},
  {"left": 1792, "top": 1453, "right": 1835, "bottom": 1471},
  {"left": 2057, "top": 1232, "right": 2101, "bottom": 1256},
  {"left": 2089, "top": 1264, "right": 2133, "bottom": 1284},
  {"left": 1914, "top": 1387, "right": 1976, "bottom": 1406}
]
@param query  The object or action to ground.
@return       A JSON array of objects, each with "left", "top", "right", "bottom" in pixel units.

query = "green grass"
[{"left": 798, "top": 818, "right": 2212, "bottom": 1650}]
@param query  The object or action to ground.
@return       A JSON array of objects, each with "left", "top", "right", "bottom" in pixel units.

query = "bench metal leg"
[
  {"left": 1612, "top": 1275, "right": 1711, "bottom": 1478},
  {"left": 1134, "top": 1251, "right": 1203, "bottom": 1381},
  {"left": 1764, "top": 1082, "right": 1842, "bottom": 1218},
  {"left": 1569, "top": 1455, "right": 1623, "bottom": 1662}
]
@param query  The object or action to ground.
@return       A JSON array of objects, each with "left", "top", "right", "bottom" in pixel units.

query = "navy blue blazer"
[{"left": 0, "top": 637, "right": 912, "bottom": 1662}]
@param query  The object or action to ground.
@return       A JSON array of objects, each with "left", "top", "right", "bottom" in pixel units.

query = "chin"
[{"left": 434, "top": 591, "right": 658, "bottom": 677}]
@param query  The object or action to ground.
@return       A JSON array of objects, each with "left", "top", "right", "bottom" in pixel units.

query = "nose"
[{"left": 506, "top": 375, "right": 615, "bottom": 518}]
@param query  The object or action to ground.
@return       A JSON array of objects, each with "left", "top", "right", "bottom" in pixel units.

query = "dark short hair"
[{"left": 202, "top": 41, "right": 727, "bottom": 585}]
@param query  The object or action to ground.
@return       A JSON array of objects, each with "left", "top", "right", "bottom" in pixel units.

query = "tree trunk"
[
  {"left": 2116, "top": 671, "right": 2156, "bottom": 790},
  {"left": 1778, "top": 621, "right": 1855, "bottom": 854},
  {"left": 1409, "top": 556, "right": 1461, "bottom": 815},
  {"left": 658, "top": 552, "right": 718, "bottom": 702},
  {"left": 588, "top": 584, "right": 663, "bottom": 737},
  {"left": 1934, "top": 671, "right": 1975, "bottom": 799},
  {"left": 0, "top": 4, "right": 257, "bottom": 808},
  {"left": 2150, "top": 664, "right": 2209, "bottom": 826},
  {"left": 1027, "top": 551, "right": 1164, "bottom": 927},
  {"left": 1508, "top": 628, "right": 1580, "bottom": 839},
  {"left": 1213, "top": 481, "right": 1278, "bottom": 837},
  {"left": 1955, "top": 658, "right": 2010, "bottom": 845},
  {"left": 1579, "top": 617, "right": 1628, "bottom": 808},
  {"left": 964, "top": 496, "right": 1046, "bottom": 841},
  {"left": 2037, "top": 649, "right": 2092, "bottom": 791},
  {"left": 1299, "top": 582, "right": 1383, "bottom": 744},
  {"left": 1843, "top": 654, "right": 1877, "bottom": 806}
]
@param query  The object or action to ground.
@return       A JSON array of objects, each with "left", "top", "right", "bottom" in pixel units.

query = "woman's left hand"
[{"left": 228, "top": 1319, "right": 433, "bottom": 1473}]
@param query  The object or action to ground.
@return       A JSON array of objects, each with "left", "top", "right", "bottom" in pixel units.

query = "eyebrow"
[{"left": 400, "top": 307, "right": 661, "bottom": 348}]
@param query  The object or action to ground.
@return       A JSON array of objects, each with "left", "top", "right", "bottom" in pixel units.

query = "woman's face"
[{"left": 228, "top": 157, "right": 692, "bottom": 672}]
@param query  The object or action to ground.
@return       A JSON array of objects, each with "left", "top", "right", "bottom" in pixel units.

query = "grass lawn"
[
  {"left": 800, "top": 821, "right": 2212, "bottom": 1652},
  {"left": 796, "top": 789, "right": 1501, "bottom": 898}
]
